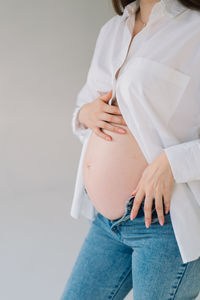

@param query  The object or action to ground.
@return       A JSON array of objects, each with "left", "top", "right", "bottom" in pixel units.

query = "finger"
[
  {"left": 97, "top": 120, "right": 127, "bottom": 134},
  {"left": 93, "top": 126, "right": 112, "bottom": 141},
  {"left": 143, "top": 196, "right": 154, "bottom": 228},
  {"left": 99, "top": 90, "right": 112, "bottom": 103},
  {"left": 103, "top": 103, "right": 122, "bottom": 115},
  {"left": 130, "top": 191, "right": 145, "bottom": 220},
  {"left": 155, "top": 194, "right": 165, "bottom": 226},
  {"left": 100, "top": 112, "right": 127, "bottom": 126},
  {"left": 163, "top": 191, "right": 171, "bottom": 214},
  {"left": 131, "top": 185, "right": 139, "bottom": 196},
  {"left": 102, "top": 105, "right": 128, "bottom": 126}
]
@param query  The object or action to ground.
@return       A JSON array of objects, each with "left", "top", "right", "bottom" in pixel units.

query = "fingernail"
[
  {"left": 145, "top": 221, "right": 150, "bottom": 228},
  {"left": 160, "top": 219, "right": 164, "bottom": 226},
  {"left": 106, "top": 136, "right": 111, "bottom": 141},
  {"left": 118, "top": 128, "right": 126, "bottom": 133}
]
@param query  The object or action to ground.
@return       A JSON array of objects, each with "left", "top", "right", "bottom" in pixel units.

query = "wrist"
[{"left": 162, "top": 151, "right": 175, "bottom": 181}]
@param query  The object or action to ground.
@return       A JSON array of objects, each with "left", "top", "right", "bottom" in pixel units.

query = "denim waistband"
[
  {"left": 110, "top": 195, "right": 137, "bottom": 225},
  {"left": 109, "top": 194, "right": 168, "bottom": 227}
]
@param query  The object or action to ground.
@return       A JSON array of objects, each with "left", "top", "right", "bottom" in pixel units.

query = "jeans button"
[{"left": 112, "top": 227, "right": 118, "bottom": 234}]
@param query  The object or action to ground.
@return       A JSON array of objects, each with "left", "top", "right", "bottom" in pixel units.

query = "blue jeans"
[{"left": 60, "top": 196, "right": 200, "bottom": 300}]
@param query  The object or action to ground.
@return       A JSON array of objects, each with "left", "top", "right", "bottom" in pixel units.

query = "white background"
[{"left": 0, "top": 0, "right": 199, "bottom": 299}]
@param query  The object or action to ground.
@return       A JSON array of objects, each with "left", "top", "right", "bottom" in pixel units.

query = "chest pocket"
[{"left": 117, "top": 56, "right": 191, "bottom": 125}]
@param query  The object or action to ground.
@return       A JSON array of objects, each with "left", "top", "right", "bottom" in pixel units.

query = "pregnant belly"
[{"left": 82, "top": 122, "right": 149, "bottom": 220}]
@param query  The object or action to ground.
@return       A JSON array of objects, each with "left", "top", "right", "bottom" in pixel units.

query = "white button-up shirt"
[{"left": 70, "top": 0, "right": 200, "bottom": 264}]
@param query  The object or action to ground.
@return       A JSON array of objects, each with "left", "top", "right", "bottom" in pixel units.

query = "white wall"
[
  {"left": 0, "top": 0, "right": 132, "bottom": 299},
  {"left": 0, "top": 0, "right": 198, "bottom": 299}
]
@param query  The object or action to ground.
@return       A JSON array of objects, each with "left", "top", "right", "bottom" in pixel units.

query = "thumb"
[{"left": 99, "top": 89, "right": 112, "bottom": 103}]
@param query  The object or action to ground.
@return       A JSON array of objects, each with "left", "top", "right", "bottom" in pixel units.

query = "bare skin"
[
  {"left": 78, "top": 90, "right": 128, "bottom": 141},
  {"left": 78, "top": 0, "right": 175, "bottom": 227}
]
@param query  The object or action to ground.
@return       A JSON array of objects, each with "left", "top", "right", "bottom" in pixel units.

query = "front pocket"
[{"left": 117, "top": 56, "right": 191, "bottom": 125}]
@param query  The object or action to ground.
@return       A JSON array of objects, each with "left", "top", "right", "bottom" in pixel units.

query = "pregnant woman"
[{"left": 61, "top": 0, "right": 200, "bottom": 299}]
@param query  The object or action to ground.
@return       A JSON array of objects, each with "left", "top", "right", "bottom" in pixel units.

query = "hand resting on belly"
[
  {"left": 81, "top": 93, "right": 149, "bottom": 220},
  {"left": 78, "top": 90, "right": 128, "bottom": 141}
]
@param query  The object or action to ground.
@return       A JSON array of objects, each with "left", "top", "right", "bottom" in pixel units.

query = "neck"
[{"left": 137, "top": 0, "right": 161, "bottom": 24}]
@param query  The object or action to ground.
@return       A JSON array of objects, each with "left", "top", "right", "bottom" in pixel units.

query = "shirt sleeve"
[
  {"left": 72, "top": 18, "right": 114, "bottom": 144},
  {"left": 163, "top": 139, "right": 200, "bottom": 183}
]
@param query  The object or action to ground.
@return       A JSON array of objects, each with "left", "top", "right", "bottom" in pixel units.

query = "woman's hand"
[
  {"left": 130, "top": 151, "right": 175, "bottom": 228},
  {"left": 78, "top": 89, "right": 127, "bottom": 141}
]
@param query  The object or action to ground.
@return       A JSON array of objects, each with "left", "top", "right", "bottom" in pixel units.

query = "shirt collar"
[{"left": 121, "top": 0, "right": 189, "bottom": 22}]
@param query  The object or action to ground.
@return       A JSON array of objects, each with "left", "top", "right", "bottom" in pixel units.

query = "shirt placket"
[{"left": 109, "top": 4, "right": 166, "bottom": 106}]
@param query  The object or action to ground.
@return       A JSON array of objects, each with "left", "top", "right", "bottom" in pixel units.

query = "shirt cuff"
[
  {"left": 72, "top": 106, "right": 90, "bottom": 144},
  {"left": 163, "top": 139, "right": 200, "bottom": 183}
]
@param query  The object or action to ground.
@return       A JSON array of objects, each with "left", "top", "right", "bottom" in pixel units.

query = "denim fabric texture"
[{"left": 61, "top": 196, "right": 200, "bottom": 300}]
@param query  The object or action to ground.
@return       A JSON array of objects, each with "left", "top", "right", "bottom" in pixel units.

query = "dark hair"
[{"left": 112, "top": 0, "right": 200, "bottom": 15}]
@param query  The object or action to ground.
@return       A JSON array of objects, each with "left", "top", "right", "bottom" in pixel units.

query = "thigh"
[
  {"left": 60, "top": 213, "right": 133, "bottom": 300},
  {"left": 128, "top": 212, "right": 200, "bottom": 300}
]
